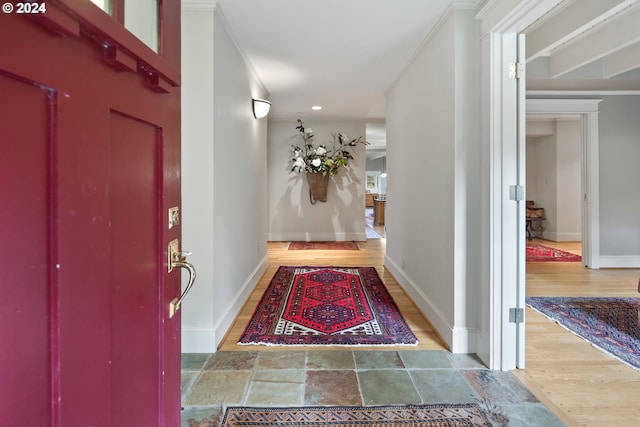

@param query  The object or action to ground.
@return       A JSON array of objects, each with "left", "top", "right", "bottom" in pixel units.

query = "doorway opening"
[{"left": 526, "top": 99, "right": 602, "bottom": 269}]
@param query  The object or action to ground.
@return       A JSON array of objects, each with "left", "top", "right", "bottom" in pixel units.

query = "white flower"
[
  {"left": 316, "top": 146, "right": 327, "bottom": 155},
  {"left": 311, "top": 158, "right": 322, "bottom": 167},
  {"left": 305, "top": 128, "right": 314, "bottom": 134},
  {"left": 339, "top": 133, "right": 348, "bottom": 143},
  {"left": 294, "top": 157, "right": 305, "bottom": 168}
]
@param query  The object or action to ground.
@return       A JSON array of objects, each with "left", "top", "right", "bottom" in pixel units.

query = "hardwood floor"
[
  {"left": 219, "top": 239, "right": 448, "bottom": 351},
  {"left": 219, "top": 238, "right": 640, "bottom": 426},
  {"left": 517, "top": 239, "right": 640, "bottom": 426}
]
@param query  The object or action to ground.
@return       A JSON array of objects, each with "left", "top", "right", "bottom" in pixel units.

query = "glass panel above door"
[
  {"left": 90, "top": 0, "right": 111, "bottom": 14},
  {"left": 125, "top": 0, "right": 159, "bottom": 53}
]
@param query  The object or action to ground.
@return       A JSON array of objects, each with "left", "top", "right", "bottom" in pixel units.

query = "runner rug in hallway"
[
  {"left": 288, "top": 241, "right": 360, "bottom": 250},
  {"left": 526, "top": 243, "right": 581, "bottom": 262},
  {"left": 238, "top": 266, "right": 418, "bottom": 346},
  {"left": 526, "top": 297, "right": 640, "bottom": 369},
  {"left": 220, "top": 404, "right": 505, "bottom": 426}
]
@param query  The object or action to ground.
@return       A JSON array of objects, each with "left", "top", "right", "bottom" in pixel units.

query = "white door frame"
[
  {"left": 477, "top": 0, "right": 565, "bottom": 370},
  {"left": 526, "top": 99, "right": 602, "bottom": 269}
]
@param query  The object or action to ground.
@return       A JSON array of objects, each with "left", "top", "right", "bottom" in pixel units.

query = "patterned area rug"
[
  {"left": 238, "top": 266, "right": 418, "bottom": 346},
  {"left": 526, "top": 297, "right": 640, "bottom": 369},
  {"left": 221, "top": 404, "right": 502, "bottom": 426},
  {"left": 526, "top": 243, "right": 581, "bottom": 262},
  {"left": 288, "top": 241, "right": 360, "bottom": 250}
]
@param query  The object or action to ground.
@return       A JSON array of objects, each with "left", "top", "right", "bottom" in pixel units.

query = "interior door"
[{"left": 0, "top": 1, "right": 183, "bottom": 425}]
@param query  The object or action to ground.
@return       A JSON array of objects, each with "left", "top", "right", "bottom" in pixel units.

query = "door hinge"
[
  {"left": 509, "top": 185, "right": 525, "bottom": 201},
  {"left": 508, "top": 62, "right": 525, "bottom": 79},
  {"left": 509, "top": 307, "right": 524, "bottom": 324}
]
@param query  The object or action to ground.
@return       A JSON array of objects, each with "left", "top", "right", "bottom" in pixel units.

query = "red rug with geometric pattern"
[
  {"left": 238, "top": 266, "right": 418, "bottom": 346},
  {"left": 526, "top": 243, "right": 581, "bottom": 262}
]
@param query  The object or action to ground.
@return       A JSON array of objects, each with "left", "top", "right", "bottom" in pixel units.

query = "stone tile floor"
[{"left": 181, "top": 350, "right": 564, "bottom": 427}]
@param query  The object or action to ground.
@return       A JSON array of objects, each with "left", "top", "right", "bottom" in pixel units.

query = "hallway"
[
  {"left": 181, "top": 239, "right": 640, "bottom": 426},
  {"left": 180, "top": 239, "right": 565, "bottom": 426}
]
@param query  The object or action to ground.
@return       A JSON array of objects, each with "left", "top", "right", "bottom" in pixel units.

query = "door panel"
[
  {"left": 0, "top": 72, "right": 53, "bottom": 426},
  {"left": 110, "top": 112, "right": 160, "bottom": 424}
]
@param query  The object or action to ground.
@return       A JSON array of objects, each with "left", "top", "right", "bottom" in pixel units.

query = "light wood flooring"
[
  {"left": 220, "top": 239, "right": 448, "bottom": 352},
  {"left": 219, "top": 238, "right": 640, "bottom": 426},
  {"left": 517, "top": 239, "right": 640, "bottom": 427}
]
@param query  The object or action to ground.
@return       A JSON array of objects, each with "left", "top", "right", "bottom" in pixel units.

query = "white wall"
[
  {"left": 385, "top": 8, "right": 480, "bottom": 353},
  {"left": 267, "top": 120, "right": 367, "bottom": 241},
  {"left": 181, "top": 5, "right": 268, "bottom": 353},
  {"left": 599, "top": 96, "right": 640, "bottom": 260},
  {"left": 555, "top": 119, "right": 582, "bottom": 241}
]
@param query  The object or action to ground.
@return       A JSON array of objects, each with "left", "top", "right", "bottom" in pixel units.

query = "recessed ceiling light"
[{"left": 312, "top": 105, "right": 322, "bottom": 110}]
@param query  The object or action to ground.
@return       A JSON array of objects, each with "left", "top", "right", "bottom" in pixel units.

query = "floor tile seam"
[
  {"left": 406, "top": 368, "right": 480, "bottom": 405},
  {"left": 401, "top": 367, "right": 460, "bottom": 371},
  {"left": 353, "top": 358, "right": 366, "bottom": 406},
  {"left": 354, "top": 367, "right": 411, "bottom": 372},
  {"left": 192, "top": 353, "right": 215, "bottom": 372},
  {"left": 302, "top": 352, "right": 309, "bottom": 404},
  {"left": 305, "top": 367, "right": 358, "bottom": 371},
  {"left": 251, "top": 372, "right": 306, "bottom": 385},
  {"left": 181, "top": 370, "right": 207, "bottom": 406},
  {"left": 404, "top": 366, "right": 429, "bottom": 405},
  {"left": 350, "top": 350, "right": 366, "bottom": 405},
  {"left": 180, "top": 353, "right": 214, "bottom": 371},
  {"left": 241, "top": 366, "right": 259, "bottom": 405},
  {"left": 458, "top": 370, "right": 490, "bottom": 405}
]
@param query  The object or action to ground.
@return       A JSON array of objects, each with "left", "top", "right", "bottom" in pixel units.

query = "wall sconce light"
[{"left": 252, "top": 98, "right": 271, "bottom": 119}]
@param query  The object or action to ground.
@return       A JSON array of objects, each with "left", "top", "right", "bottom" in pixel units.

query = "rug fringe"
[
  {"left": 237, "top": 341, "right": 419, "bottom": 347},
  {"left": 526, "top": 302, "right": 640, "bottom": 372}
]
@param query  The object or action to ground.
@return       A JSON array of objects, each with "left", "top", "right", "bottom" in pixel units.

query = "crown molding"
[
  {"left": 214, "top": 5, "right": 269, "bottom": 96},
  {"left": 453, "top": 0, "right": 484, "bottom": 10},
  {"left": 386, "top": 1, "right": 483, "bottom": 96},
  {"left": 182, "top": 0, "right": 217, "bottom": 11}
]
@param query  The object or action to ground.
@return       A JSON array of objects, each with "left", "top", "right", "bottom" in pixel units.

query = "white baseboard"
[
  {"left": 599, "top": 255, "right": 640, "bottom": 268},
  {"left": 182, "top": 328, "right": 217, "bottom": 353},
  {"left": 181, "top": 256, "right": 268, "bottom": 353},
  {"left": 384, "top": 255, "right": 476, "bottom": 354},
  {"left": 213, "top": 257, "right": 268, "bottom": 350},
  {"left": 268, "top": 232, "right": 366, "bottom": 241},
  {"left": 543, "top": 231, "right": 581, "bottom": 242}
]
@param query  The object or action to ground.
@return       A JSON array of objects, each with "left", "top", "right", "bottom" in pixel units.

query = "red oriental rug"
[
  {"left": 526, "top": 244, "right": 581, "bottom": 262},
  {"left": 220, "top": 404, "right": 505, "bottom": 426},
  {"left": 288, "top": 241, "right": 360, "bottom": 250},
  {"left": 238, "top": 266, "right": 418, "bottom": 346}
]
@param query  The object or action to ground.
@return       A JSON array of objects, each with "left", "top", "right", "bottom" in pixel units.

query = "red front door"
[{"left": 0, "top": 2, "right": 183, "bottom": 425}]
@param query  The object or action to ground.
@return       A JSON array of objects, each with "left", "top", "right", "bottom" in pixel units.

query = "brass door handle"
[{"left": 168, "top": 239, "right": 196, "bottom": 318}]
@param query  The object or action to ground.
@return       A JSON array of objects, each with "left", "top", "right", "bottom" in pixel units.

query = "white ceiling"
[
  {"left": 215, "top": 0, "right": 451, "bottom": 121},
  {"left": 214, "top": 0, "right": 640, "bottom": 151}
]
